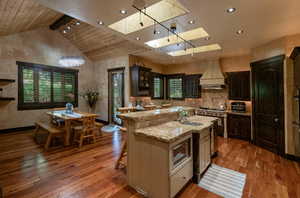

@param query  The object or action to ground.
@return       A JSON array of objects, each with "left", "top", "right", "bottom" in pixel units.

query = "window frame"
[
  {"left": 166, "top": 74, "right": 185, "bottom": 100},
  {"left": 17, "top": 61, "right": 78, "bottom": 110},
  {"left": 151, "top": 72, "right": 165, "bottom": 99}
]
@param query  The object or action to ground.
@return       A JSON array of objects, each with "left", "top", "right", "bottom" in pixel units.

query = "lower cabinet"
[
  {"left": 227, "top": 114, "right": 251, "bottom": 141},
  {"left": 199, "top": 133, "right": 211, "bottom": 174},
  {"left": 170, "top": 160, "right": 193, "bottom": 198}
]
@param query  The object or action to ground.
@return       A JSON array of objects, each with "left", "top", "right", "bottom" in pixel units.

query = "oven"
[{"left": 170, "top": 136, "right": 192, "bottom": 171}]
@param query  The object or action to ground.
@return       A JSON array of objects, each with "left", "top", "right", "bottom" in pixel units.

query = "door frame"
[
  {"left": 108, "top": 67, "right": 125, "bottom": 124},
  {"left": 250, "top": 55, "right": 285, "bottom": 155}
]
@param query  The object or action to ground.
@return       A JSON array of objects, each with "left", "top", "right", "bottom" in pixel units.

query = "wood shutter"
[{"left": 17, "top": 61, "right": 78, "bottom": 110}]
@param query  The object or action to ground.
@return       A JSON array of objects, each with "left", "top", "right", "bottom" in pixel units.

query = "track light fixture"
[
  {"left": 153, "top": 21, "right": 157, "bottom": 34},
  {"left": 132, "top": 4, "right": 196, "bottom": 49},
  {"left": 139, "top": 11, "right": 144, "bottom": 27}
]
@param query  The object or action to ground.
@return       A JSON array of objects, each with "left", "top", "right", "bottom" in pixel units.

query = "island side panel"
[{"left": 125, "top": 120, "right": 170, "bottom": 198}]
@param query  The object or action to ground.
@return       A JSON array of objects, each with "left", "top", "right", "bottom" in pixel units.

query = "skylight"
[
  {"left": 167, "top": 44, "right": 222, "bottom": 56},
  {"left": 109, "top": 0, "right": 188, "bottom": 34},
  {"left": 145, "top": 27, "right": 209, "bottom": 48}
]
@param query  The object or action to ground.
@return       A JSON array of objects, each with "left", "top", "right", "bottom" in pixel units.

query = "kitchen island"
[{"left": 119, "top": 107, "right": 218, "bottom": 198}]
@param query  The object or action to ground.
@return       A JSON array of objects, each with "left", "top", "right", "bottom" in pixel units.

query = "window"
[
  {"left": 151, "top": 73, "right": 164, "bottom": 99},
  {"left": 184, "top": 74, "right": 201, "bottom": 98},
  {"left": 17, "top": 61, "right": 78, "bottom": 110},
  {"left": 167, "top": 74, "right": 184, "bottom": 99}
]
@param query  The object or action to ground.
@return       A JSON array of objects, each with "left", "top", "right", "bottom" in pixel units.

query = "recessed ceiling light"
[
  {"left": 120, "top": 9, "right": 127, "bottom": 14},
  {"left": 236, "top": 29, "right": 244, "bottom": 35},
  {"left": 98, "top": 20, "right": 104, "bottom": 25},
  {"left": 136, "top": 37, "right": 140, "bottom": 41},
  {"left": 75, "top": 21, "right": 80, "bottom": 26},
  {"left": 227, "top": 7, "right": 236, "bottom": 13},
  {"left": 188, "top": 20, "right": 195, "bottom": 24},
  {"left": 156, "top": 31, "right": 160, "bottom": 34}
]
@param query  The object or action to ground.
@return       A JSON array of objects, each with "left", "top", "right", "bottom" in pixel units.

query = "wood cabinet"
[
  {"left": 130, "top": 65, "right": 152, "bottom": 96},
  {"left": 199, "top": 130, "right": 211, "bottom": 174},
  {"left": 227, "top": 114, "right": 251, "bottom": 141},
  {"left": 227, "top": 71, "right": 251, "bottom": 100},
  {"left": 184, "top": 74, "right": 201, "bottom": 98}
]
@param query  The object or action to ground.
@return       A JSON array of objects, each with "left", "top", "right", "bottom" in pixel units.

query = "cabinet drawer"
[{"left": 170, "top": 160, "right": 193, "bottom": 198}]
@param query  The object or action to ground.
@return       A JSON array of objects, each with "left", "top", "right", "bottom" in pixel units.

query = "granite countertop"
[
  {"left": 135, "top": 116, "right": 218, "bottom": 143},
  {"left": 118, "top": 106, "right": 195, "bottom": 121},
  {"left": 226, "top": 110, "right": 252, "bottom": 116}
]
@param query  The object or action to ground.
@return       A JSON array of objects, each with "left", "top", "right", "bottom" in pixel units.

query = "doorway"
[
  {"left": 251, "top": 55, "right": 285, "bottom": 155},
  {"left": 108, "top": 67, "right": 125, "bottom": 125}
]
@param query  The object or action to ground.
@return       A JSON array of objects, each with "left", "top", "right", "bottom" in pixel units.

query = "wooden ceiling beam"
[{"left": 49, "top": 15, "right": 73, "bottom": 30}]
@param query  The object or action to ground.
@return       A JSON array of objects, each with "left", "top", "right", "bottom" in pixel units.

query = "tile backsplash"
[{"left": 130, "top": 88, "right": 229, "bottom": 109}]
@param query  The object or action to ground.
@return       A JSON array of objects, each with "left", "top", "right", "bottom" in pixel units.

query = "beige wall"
[
  {"left": 0, "top": 28, "right": 95, "bottom": 130},
  {"left": 94, "top": 55, "right": 130, "bottom": 121},
  {"left": 129, "top": 55, "right": 165, "bottom": 73}
]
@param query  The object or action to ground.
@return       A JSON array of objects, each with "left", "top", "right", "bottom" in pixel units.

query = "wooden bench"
[{"left": 34, "top": 121, "right": 65, "bottom": 151}]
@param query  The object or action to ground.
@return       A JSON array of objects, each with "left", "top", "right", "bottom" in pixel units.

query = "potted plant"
[{"left": 81, "top": 89, "right": 100, "bottom": 112}]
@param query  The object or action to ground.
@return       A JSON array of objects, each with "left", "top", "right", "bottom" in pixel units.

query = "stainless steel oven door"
[{"left": 171, "top": 137, "right": 192, "bottom": 170}]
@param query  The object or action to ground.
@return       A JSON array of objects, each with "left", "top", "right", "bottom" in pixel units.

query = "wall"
[
  {"left": 129, "top": 55, "right": 165, "bottom": 73},
  {"left": 0, "top": 28, "right": 95, "bottom": 130},
  {"left": 94, "top": 55, "right": 130, "bottom": 121}
]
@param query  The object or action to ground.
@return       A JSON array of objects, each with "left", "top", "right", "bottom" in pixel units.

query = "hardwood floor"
[{"left": 0, "top": 130, "right": 299, "bottom": 198}]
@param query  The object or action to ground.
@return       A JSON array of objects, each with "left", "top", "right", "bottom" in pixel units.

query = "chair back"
[
  {"left": 118, "top": 107, "right": 136, "bottom": 114},
  {"left": 82, "top": 116, "right": 96, "bottom": 136},
  {"left": 144, "top": 105, "right": 156, "bottom": 111}
]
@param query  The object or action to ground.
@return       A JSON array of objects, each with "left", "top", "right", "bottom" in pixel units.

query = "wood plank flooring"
[{"left": 0, "top": 130, "right": 299, "bottom": 198}]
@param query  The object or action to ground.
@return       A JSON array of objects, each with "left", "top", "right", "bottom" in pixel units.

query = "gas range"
[{"left": 196, "top": 107, "right": 226, "bottom": 117}]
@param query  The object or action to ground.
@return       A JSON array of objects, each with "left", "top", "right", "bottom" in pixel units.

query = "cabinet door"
[
  {"left": 199, "top": 135, "right": 211, "bottom": 174},
  {"left": 228, "top": 114, "right": 251, "bottom": 141},
  {"left": 228, "top": 71, "right": 250, "bottom": 100},
  {"left": 185, "top": 74, "right": 201, "bottom": 98}
]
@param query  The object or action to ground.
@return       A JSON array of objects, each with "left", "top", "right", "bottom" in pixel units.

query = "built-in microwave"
[{"left": 170, "top": 136, "right": 192, "bottom": 172}]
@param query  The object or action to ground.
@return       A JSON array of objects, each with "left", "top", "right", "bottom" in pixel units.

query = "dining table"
[{"left": 46, "top": 110, "right": 98, "bottom": 146}]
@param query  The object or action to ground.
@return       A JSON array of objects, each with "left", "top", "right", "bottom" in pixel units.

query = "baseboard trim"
[
  {"left": 285, "top": 154, "right": 300, "bottom": 162},
  {"left": 95, "top": 119, "right": 109, "bottom": 125},
  {"left": 0, "top": 126, "right": 35, "bottom": 134}
]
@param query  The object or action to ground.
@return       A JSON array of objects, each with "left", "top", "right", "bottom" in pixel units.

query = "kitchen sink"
[{"left": 180, "top": 121, "right": 203, "bottom": 126}]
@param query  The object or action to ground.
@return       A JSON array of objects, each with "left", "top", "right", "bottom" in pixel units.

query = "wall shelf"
[
  {"left": 0, "top": 79, "right": 15, "bottom": 83},
  {"left": 0, "top": 97, "right": 15, "bottom": 101}
]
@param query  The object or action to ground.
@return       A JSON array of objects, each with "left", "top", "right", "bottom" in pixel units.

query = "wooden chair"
[
  {"left": 34, "top": 121, "right": 65, "bottom": 151},
  {"left": 144, "top": 105, "right": 157, "bottom": 111},
  {"left": 95, "top": 122, "right": 104, "bottom": 137},
  {"left": 73, "top": 116, "right": 97, "bottom": 149},
  {"left": 115, "top": 107, "right": 135, "bottom": 169},
  {"left": 161, "top": 103, "right": 171, "bottom": 108}
]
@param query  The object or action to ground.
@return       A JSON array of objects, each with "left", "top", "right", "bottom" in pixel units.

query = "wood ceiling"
[
  {"left": 0, "top": 0, "right": 63, "bottom": 37},
  {"left": 59, "top": 20, "right": 150, "bottom": 61}
]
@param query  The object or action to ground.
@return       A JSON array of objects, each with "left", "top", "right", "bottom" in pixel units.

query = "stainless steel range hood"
[{"left": 200, "top": 60, "right": 225, "bottom": 89}]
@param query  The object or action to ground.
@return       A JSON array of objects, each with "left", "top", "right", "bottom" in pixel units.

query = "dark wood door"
[{"left": 251, "top": 55, "right": 285, "bottom": 154}]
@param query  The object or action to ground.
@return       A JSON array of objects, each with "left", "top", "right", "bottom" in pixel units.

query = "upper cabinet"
[
  {"left": 184, "top": 74, "right": 202, "bottom": 98},
  {"left": 130, "top": 65, "right": 152, "bottom": 97},
  {"left": 227, "top": 71, "right": 251, "bottom": 101}
]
